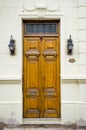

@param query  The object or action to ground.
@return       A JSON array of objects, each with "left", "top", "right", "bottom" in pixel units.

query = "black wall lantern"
[
  {"left": 8, "top": 35, "right": 15, "bottom": 56},
  {"left": 67, "top": 35, "right": 74, "bottom": 55}
]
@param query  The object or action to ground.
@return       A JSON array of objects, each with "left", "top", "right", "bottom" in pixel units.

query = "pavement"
[
  {"left": 3, "top": 128, "right": 86, "bottom": 130},
  {"left": 0, "top": 122, "right": 86, "bottom": 130},
  {"left": 2, "top": 124, "right": 86, "bottom": 130}
]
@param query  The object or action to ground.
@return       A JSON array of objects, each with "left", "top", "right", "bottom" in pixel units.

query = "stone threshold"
[{"left": 23, "top": 118, "right": 61, "bottom": 124}]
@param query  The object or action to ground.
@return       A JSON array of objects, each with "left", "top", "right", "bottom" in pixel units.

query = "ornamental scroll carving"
[{"left": 22, "top": 0, "right": 61, "bottom": 18}]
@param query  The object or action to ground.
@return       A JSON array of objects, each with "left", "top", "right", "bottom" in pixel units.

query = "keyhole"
[{"left": 40, "top": 36, "right": 43, "bottom": 41}]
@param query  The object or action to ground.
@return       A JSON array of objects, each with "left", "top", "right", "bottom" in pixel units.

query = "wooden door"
[{"left": 23, "top": 36, "right": 60, "bottom": 118}]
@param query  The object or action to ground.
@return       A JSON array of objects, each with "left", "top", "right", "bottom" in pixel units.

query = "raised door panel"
[
  {"left": 25, "top": 97, "right": 40, "bottom": 118},
  {"left": 23, "top": 38, "right": 41, "bottom": 118},
  {"left": 43, "top": 97, "right": 60, "bottom": 118}
]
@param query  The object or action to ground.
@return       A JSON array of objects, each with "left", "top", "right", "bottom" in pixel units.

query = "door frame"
[
  {"left": 18, "top": 11, "right": 66, "bottom": 123},
  {"left": 23, "top": 20, "right": 60, "bottom": 119}
]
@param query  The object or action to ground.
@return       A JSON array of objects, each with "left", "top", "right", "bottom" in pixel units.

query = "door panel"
[
  {"left": 25, "top": 97, "right": 40, "bottom": 118},
  {"left": 43, "top": 97, "right": 59, "bottom": 118},
  {"left": 42, "top": 38, "right": 60, "bottom": 118},
  {"left": 23, "top": 37, "right": 60, "bottom": 118},
  {"left": 23, "top": 38, "right": 41, "bottom": 118}
]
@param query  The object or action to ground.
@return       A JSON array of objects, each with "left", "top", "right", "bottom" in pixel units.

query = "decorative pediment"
[
  {"left": 23, "top": 3, "right": 60, "bottom": 12},
  {"left": 22, "top": 0, "right": 62, "bottom": 18}
]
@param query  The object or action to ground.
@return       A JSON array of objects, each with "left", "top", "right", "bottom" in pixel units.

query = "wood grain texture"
[{"left": 23, "top": 36, "right": 60, "bottom": 118}]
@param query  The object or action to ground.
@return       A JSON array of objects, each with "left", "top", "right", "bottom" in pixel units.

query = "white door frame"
[{"left": 18, "top": 5, "right": 66, "bottom": 124}]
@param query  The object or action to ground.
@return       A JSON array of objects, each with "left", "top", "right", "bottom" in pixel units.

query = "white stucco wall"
[
  {"left": 77, "top": 0, "right": 86, "bottom": 124},
  {"left": 0, "top": 0, "right": 86, "bottom": 125}
]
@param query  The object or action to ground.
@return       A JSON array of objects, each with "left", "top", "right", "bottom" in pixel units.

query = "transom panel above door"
[{"left": 23, "top": 21, "right": 60, "bottom": 118}]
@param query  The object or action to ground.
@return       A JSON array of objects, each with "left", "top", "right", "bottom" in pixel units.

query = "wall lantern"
[
  {"left": 8, "top": 35, "right": 15, "bottom": 56},
  {"left": 67, "top": 35, "right": 74, "bottom": 55}
]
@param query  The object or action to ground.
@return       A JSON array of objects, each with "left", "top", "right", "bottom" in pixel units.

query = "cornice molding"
[
  {"left": 61, "top": 75, "right": 86, "bottom": 83},
  {"left": 0, "top": 76, "right": 22, "bottom": 84}
]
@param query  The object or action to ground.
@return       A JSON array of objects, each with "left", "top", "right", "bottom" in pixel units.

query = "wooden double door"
[{"left": 23, "top": 36, "right": 60, "bottom": 118}]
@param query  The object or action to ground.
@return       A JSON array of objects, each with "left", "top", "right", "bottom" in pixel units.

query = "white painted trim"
[
  {"left": 19, "top": 13, "right": 63, "bottom": 18},
  {"left": 0, "top": 101, "right": 22, "bottom": 104},
  {"left": 0, "top": 101, "right": 85, "bottom": 105},
  {"left": 62, "top": 101, "right": 86, "bottom": 104},
  {"left": 61, "top": 75, "right": 86, "bottom": 80},
  {"left": 0, "top": 75, "right": 22, "bottom": 83},
  {"left": 78, "top": 6, "right": 86, "bottom": 7},
  {"left": 19, "top": 3, "right": 63, "bottom": 19},
  {"left": 18, "top": 6, "right": 66, "bottom": 123},
  {"left": 0, "top": 75, "right": 21, "bottom": 81},
  {"left": 23, "top": 118, "right": 61, "bottom": 124},
  {"left": 18, "top": 5, "right": 66, "bottom": 76}
]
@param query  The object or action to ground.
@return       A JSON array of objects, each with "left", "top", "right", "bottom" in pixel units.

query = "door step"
[{"left": 23, "top": 118, "right": 61, "bottom": 124}]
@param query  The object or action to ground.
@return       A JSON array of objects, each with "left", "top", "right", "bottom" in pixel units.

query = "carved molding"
[
  {"left": 23, "top": 4, "right": 60, "bottom": 12},
  {"left": 22, "top": 0, "right": 62, "bottom": 18},
  {"left": 25, "top": 49, "right": 40, "bottom": 61}
]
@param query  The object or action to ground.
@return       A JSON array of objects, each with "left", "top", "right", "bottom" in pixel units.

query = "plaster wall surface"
[{"left": 0, "top": 0, "right": 86, "bottom": 125}]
